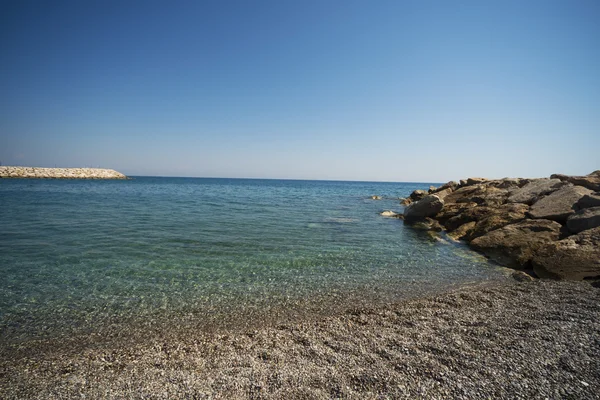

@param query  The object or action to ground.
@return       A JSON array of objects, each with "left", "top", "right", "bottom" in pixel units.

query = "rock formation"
[
  {"left": 0, "top": 166, "right": 127, "bottom": 179},
  {"left": 402, "top": 170, "right": 600, "bottom": 280}
]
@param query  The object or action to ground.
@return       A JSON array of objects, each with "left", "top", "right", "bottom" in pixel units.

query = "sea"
[{"left": 0, "top": 177, "right": 506, "bottom": 344}]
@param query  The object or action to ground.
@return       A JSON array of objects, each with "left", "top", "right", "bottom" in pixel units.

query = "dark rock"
[
  {"left": 435, "top": 202, "right": 479, "bottom": 226},
  {"left": 409, "top": 190, "right": 428, "bottom": 202},
  {"left": 528, "top": 185, "right": 593, "bottom": 222},
  {"left": 403, "top": 195, "right": 444, "bottom": 222},
  {"left": 512, "top": 271, "right": 535, "bottom": 282},
  {"left": 447, "top": 221, "right": 476, "bottom": 241},
  {"left": 551, "top": 170, "right": 600, "bottom": 192},
  {"left": 470, "top": 220, "right": 562, "bottom": 269},
  {"left": 467, "top": 203, "right": 530, "bottom": 241},
  {"left": 566, "top": 206, "right": 600, "bottom": 234},
  {"left": 575, "top": 192, "right": 600, "bottom": 210},
  {"left": 532, "top": 227, "right": 600, "bottom": 280},
  {"left": 507, "top": 179, "right": 568, "bottom": 205}
]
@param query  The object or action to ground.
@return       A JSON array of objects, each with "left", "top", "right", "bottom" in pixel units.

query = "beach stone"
[
  {"left": 551, "top": 170, "right": 600, "bottom": 192},
  {"left": 532, "top": 227, "right": 600, "bottom": 280},
  {"left": 507, "top": 179, "right": 568, "bottom": 205},
  {"left": 528, "top": 185, "right": 593, "bottom": 222},
  {"left": 566, "top": 206, "right": 600, "bottom": 234},
  {"left": 470, "top": 219, "right": 562, "bottom": 269},
  {"left": 575, "top": 193, "right": 600, "bottom": 210},
  {"left": 403, "top": 195, "right": 444, "bottom": 222}
]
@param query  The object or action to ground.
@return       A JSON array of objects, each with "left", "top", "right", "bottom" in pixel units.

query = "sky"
[{"left": 1, "top": 0, "right": 599, "bottom": 182}]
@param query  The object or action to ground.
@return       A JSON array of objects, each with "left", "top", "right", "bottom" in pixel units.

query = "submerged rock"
[
  {"left": 380, "top": 210, "right": 398, "bottom": 217},
  {"left": 370, "top": 195, "right": 382, "bottom": 200}
]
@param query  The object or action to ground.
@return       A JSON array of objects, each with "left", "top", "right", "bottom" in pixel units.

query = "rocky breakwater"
[
  {"left": 402, "top": 171, "right": 600, "bottom": 280},
  {"left": 0, "top": 166, "right": 128, "bottom": 179}
]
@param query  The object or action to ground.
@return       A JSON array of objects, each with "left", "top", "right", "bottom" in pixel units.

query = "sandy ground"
[{"left": 1, "top": 279, "right": 599, "bottom": 399}]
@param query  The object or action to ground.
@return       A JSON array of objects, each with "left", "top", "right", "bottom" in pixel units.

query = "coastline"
[
  {"left": 0, "top": 166, "right": 127, "bottom": 179},
  {"left": 1, "top": 279, "right": 598, "bottom": 399}
]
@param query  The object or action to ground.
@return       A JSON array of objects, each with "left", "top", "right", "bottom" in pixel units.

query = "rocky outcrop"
[
  {"left": 0, "top": 166, "right": 127, "bottom": 179},
  {"left": 403, "top": 195, "right": 444, "bottom": 222},
  {"left": 470, "top": 220, "right": 562, "bottom": 269},
  {"left": 551, "top": 170, "right": 600, "bottom": 191},
  {"left": 532, "top": 227, "right": 600, "bottom": 280},
  {"left": 400, "top": 170, "right": 600, "bottom": 280},
  {"left": 566, "top": 206, "right": 600, "bottom": 234},
  {"left": 507, "top": 179, "right": 567, "bottom": 205},
  {"left": 528, "top": 185, "right": 593, "bottom": 222}
]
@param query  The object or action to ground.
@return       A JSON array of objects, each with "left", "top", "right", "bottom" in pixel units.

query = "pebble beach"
[{"left": 1, "top": 279, "right": 598, "bottom": 399}]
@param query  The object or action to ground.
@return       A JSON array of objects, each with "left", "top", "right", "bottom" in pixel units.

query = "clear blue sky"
[{"left": 1, "top": 0, "right": 599, "bottom": 182}]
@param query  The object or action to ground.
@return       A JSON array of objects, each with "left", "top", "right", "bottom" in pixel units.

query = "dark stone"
[
  {"left": 403, "top": 195, "right": 444, "bottom": 222},
  {"left": 566, "top": 206, "right": 600, "bottom": 234},
  {"left": 575, "top": 193, "right": 600, "bottom": 210}
]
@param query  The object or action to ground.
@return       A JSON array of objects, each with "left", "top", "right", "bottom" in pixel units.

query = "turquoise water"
[{"left": 0, "top": 177, "right": 504, "bottom": 343}]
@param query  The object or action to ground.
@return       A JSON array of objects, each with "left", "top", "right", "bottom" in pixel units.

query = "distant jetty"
[{"left": 0, "top": 166, "right": 127, "bottom": 179}]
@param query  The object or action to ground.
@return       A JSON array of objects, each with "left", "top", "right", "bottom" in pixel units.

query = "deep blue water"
[{"left": 0, "top": 177, "right": 505, "bottom": 342}]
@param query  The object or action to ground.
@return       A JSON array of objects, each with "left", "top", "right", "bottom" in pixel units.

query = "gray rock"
[
  {"left": 436, "top": 181, "right": 459, "bottom": 192},
  {"left": 470, "top": 219, "right": 562, "bottom": 269},
  {"left": 403, "top": 195, "right": 444, "bottom": 222},
  {"left": 532, "top": 227, "right": 600, "bottom": 280},
  {"left": 444, "top": 185, "right": 508, "bottom": 207},
  {"left": 566, "top": 206, "right": 600, "bottom": 234},
  {"left": 551, "top": 170, "right": 600, "bottom": 192},
  {"left": 507, "top": 179, "right": 568, "bottom": 205},
  {"left": 528, "top": 185, "right": 593, "bottom": 222},
  {"left": 575, "top": 192, "right": 600, "bottom": 210}
]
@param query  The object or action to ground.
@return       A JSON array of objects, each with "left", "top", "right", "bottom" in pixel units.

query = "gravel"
[{"left": 1, "top": 280, "right": 599, "bottom": 399}]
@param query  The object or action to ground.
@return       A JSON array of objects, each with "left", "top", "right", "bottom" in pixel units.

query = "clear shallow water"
[{"left": 0, "top": 177, "right": 505, "bottom": 343}]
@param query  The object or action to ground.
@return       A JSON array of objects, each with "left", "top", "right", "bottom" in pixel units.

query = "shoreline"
[{"left": 2, "top": 279, "right": 598, "bottom": 399}]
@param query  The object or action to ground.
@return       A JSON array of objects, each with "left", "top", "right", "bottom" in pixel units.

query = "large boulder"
[
  {"left": 575, "top": 192, "right": 600, "bottom": 210},
  {"left": 507, "top": 178, "right": 568, "bottom": 205},
  {"left": 566, "top": 206, "right": 600, "bottom": 234},
  {"left": 528, "top": 185, "right": 593, "bottom": 222},
  {"left": 551, "top": 170, "right": 600, "bottom": 192},
  {"left": 466, "top": 203, "right": 530, "bottom": 241},
  {"left": 469, "top": 219, "right": 562, "bottom": 269},
  {"left": 444, "top": 185, "right": 508, "bottom": 207},
  {"left": 435, "top": 202, "right": 479, "bottom": 226},
  {"left": 532, "top": 227, "right": 600, "bottom": 280},
  {"left": 403, "top": 195, "right": 444, "bottom": 222},
  {"left": 409, "top": 190, "right": 428, "bottom": 202}
]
